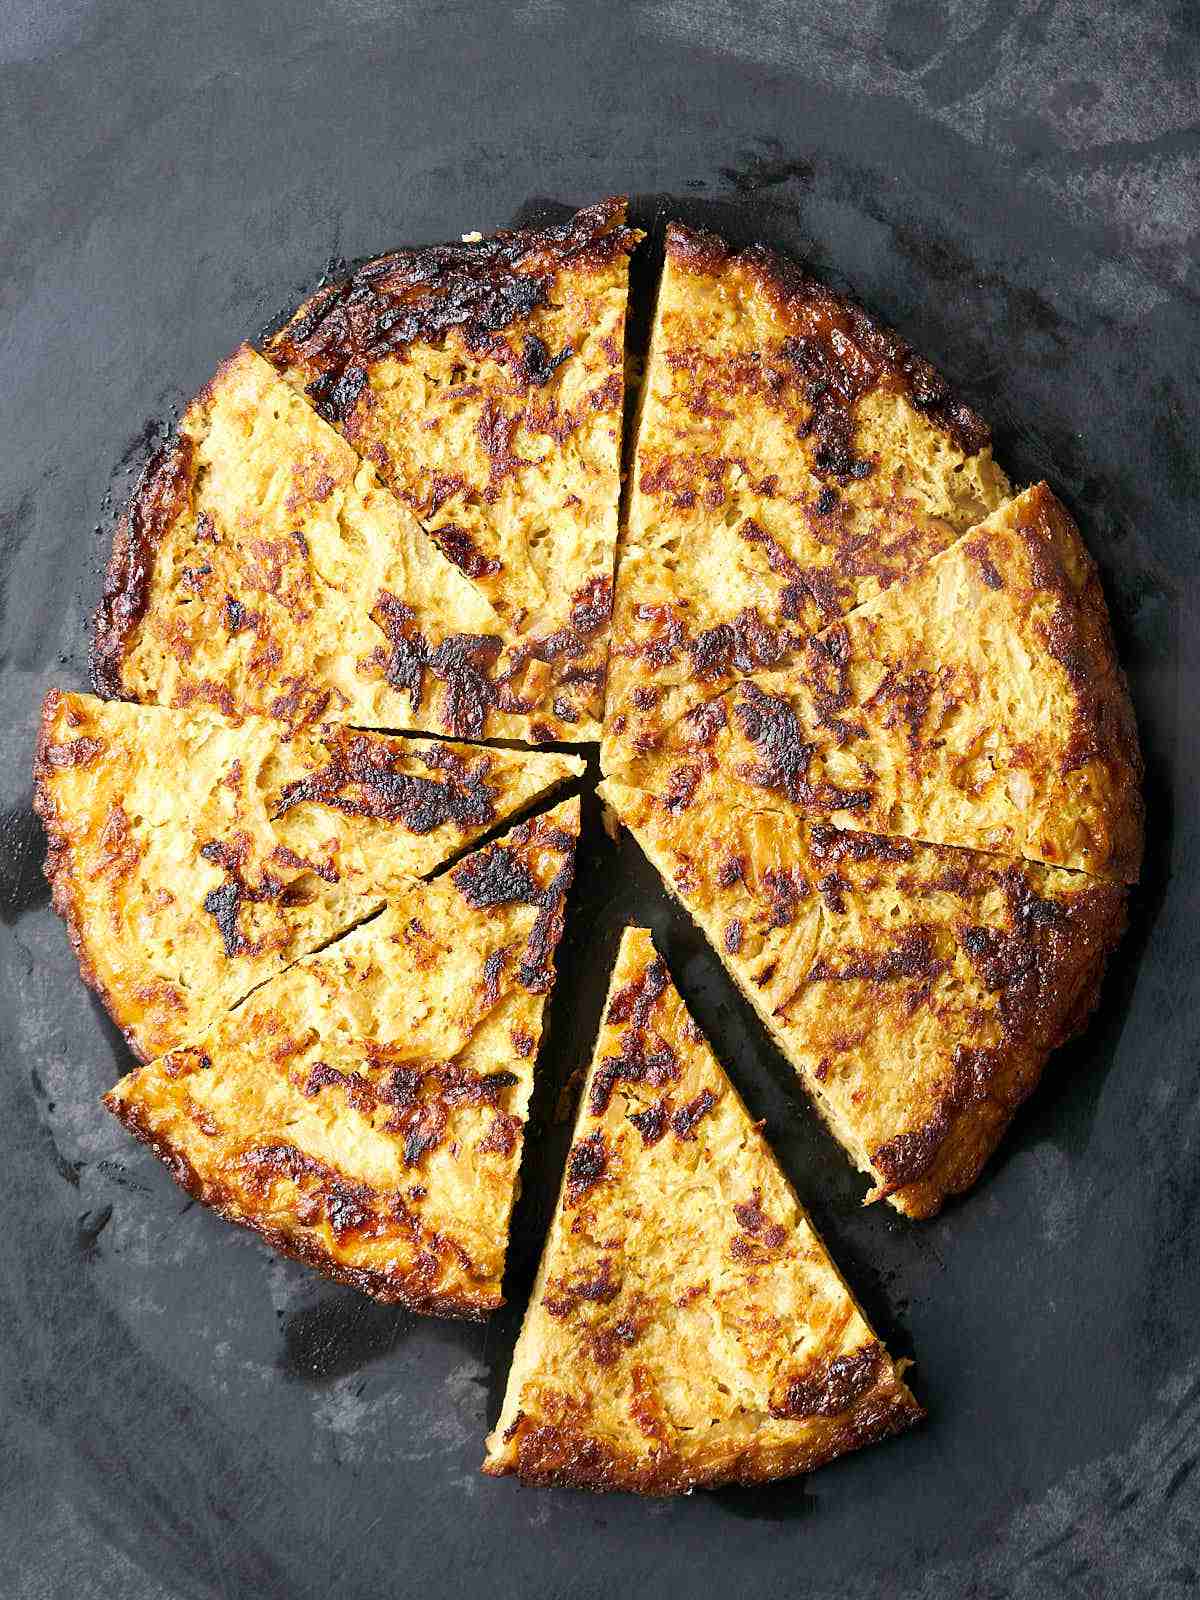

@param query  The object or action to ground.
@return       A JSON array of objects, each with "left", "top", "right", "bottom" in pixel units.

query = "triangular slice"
[
  {"left": 35, "top": 689, "right": 582, "bottom": 1059},
  {"left": 602, "top": 222, "right": 1010, "bottom": 773},
  {"left": 265, "top": 196, "right": 640, "bottom": 635},
  {"left": 484, "top": 927, "right": 921, "bottom": 1491},
  {"left": 600, "top": 782, "right": 1127, "bottom": 1217},
  {"left": 92, "top": 344, "right": 611, "bottom": 742},
  {"left": 612, "top": 484, "right": 1142, "bottom": 882},
  {"left": 103, "top": 799, "right": 580, "bottom": 1317}
]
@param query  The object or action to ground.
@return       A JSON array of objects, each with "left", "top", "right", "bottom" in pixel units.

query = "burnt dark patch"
[
  {"left": 734, "top": 680, "right": 872, "bottom": 813},
  {"left": 589, "top": 1031, "right": 679, "bottom": 1118},
  {"left": 807, "top": 926, "right": 947, "bottom": 986},
  {"left": 517, "top": 334, "right": 572, "bottom": 387},
  {"left": 686, "top": 607, "right": 794, "bottom": 682},
  {"left": 198, "top": 836, "right": 290, "bottom": 959},
  {"left": 627, "top": 1096, "right": 672, "bottom": 1147},
  {"left": 564, "top": 1130, "right": 608, "bottom": 1203},
  {"left": 809, "top": 823, "right": 914, "bottom": 865},
  {"left": 427, "top": 522, "right": 501, "bottom": 580},
  {"left": 450, "top": 819, "right": 576, "bottom": 992},
  {"left": 543, "top": 1256, "right": 621, "bottom": 1318},
  {"left": 771, "top": 1342, "right": 886, "bottom": 1419},
  {"left": 373, "top": 591, "right": 505, "bottom": 739},
  {"left": 267, "top": 198, "right": 635, "bottom": 424},
  {"left": 606, "top": 957, "right": 669, "bottom": 1031},
  {"left": 277, "top": 731, "right": 496, "bottom": 836},
  {"left": 732, "top": 1190, "right": 787, "bottom": 1248},
  {"left": 661, "top": 763, "right": 700, "bottom": 814},
  {"left": 672, "top": 1087, "right": 717, "bottom": 1140}
]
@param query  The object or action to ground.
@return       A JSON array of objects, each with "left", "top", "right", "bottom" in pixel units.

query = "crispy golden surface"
[
  {"left": 266, "top": 196, "right": 640, "bottom": 662},
  {"left": 35, "top": 690, "right": 581, "bottom": 1060},
  {"left": 601, "top": 784, "right": 1126, "bottom": 1216},
  {"left": 484, "top": 927, "right": 921, "bottom": 1489},
  {"left": 602, "top": 222, "right": 1010, "bottom": 773},
  {"left": 103, "top": 799, "right": 580, "bottom": 1317},
  {"left": 93, "top": 344, "right": 614, "bottom": 743},
  {"left": 612, "top": 484, "right": 1142, "bottom": 882}
]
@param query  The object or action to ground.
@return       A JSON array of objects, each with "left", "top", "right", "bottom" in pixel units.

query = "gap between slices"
[
  {"left": 101, "top": 798, "right": 580, "bottom": 1318},
  {"left": 599, "top": 781, "right": 1127, "bottom": 1217},
  {"left": 483, "top": 926, "right": 922, "bottom": 1492},
  {"left": 35, "top": 689, "right": 583, "bottom": 1060}
]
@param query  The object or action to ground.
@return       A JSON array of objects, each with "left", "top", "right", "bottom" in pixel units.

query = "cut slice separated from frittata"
[
  {"left": 103, "top": 798, "right": 580, "bottom": 1318},
  {"left": 265, "top": 195, "right": 641, "bottom": 688},
  {"left": 608, "top": 484, "right": 1143, "bottom": 884},
  {"left": 600, "top": 782, "right": 1126, "bottom": 1217},
  {"left": 602, "top": 220, "right": 1011, "bottom": 775},
  {"left": 92, "top": 339, "right": 621, "bottom": 744},
  {"left": 484, "top": 926, "right": 922, "bottom": 1491},
  {"left": 35, "top": 689, "right": 582, "bottom": 1060}
]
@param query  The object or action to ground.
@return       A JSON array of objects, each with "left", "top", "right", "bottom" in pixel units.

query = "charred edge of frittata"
[
  {"left": 868, "top": 863, "right": 1129, "bottom": 1213},
  {"left": 90, "top": 432, "right": 196, "bottom": 701},
  {"left": 263, "top": 196, "right": 639, "bottom": 424},
  {"left": 486, "top": 1374, "right": 922, "bottom": 1494},
  {"left": 663, "top": 220, "right": 992, "bottom": 463},
  {"left": 102, "top": 1088, "right": 504, "bottom": 1319},
  {"left": 32, "top": 690, "right": 156, "bottom": 1064}
]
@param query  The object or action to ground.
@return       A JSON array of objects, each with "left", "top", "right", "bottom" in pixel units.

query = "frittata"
[
  {"left": 266, "top": 196, "right": 640, "bottom": 664},
  {"left": 483, "top": 927, "right": 922, "bottom": 1490},
  {"left": 104, "top": 799, "right": 580, "bottom": 1316},
  {"left": 92, "top": 341, "right": 617, "bottom": 743},
  {"left": 602, "top": 221, "right": 1010, "bottom": 775},
  {"left": 35, "top": 689, "right": 581, "bottom": 1059},
  {"left": 611, "top": 484, "right": 1142, "bottom": 883},
  {"left": 600, "top": 784, "right": 1127, "bottom": 1217}
]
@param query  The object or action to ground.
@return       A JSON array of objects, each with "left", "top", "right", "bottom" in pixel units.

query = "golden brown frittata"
[
  {"left": 600, "top": 785, "right": 1126, "bottom": 1217},
  {"left": 602, "top": 222, "right": 1010, "bottom": 774},
  {"left": 484, "top": 927, "right": 922, "bottom": 1490},
  {"left": 611, "top": 484, "right": 1142, "bottom": 883},
  {"left": 266, "top": 196, "right": 640, "bottom": 656},
  {"left": 103, "top": 799, "right": 580, "bottom": 1317},
  {"left": 35, "top": 689, "right": 582, "bottom": 1059},
  {"left": 92, "top": 343, "right": 615, "bottom": 743}
]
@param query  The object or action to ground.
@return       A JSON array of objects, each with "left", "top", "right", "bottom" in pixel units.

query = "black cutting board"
[{"left": 2, "top": 3, "right": 1197, "bottom": 1597}]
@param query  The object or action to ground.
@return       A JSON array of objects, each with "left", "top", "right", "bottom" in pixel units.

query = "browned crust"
[
  {"left": 32, "top": 689, "right": 156, "bottom": 1063},
  {"left": 90, "top": 436, "right": 197, "bottom": 701},
  {"left": 663, "top": 221, "right": 991, "bottom": 458},
  {"left": 483, "top": 1377, "right": 922, "bottom": 1493},
  {"left": 264, "top": 197, "right": 639, "bottom": 423},
  {"left": 886, "top": 911, "right": 1126, "bottom": 1215},
  {"left": 878, "top": 867, "right": 1127, "bottom": 1215},
  {"left": 102, "top": 1083, "right": 501, "bottom": 1320}
]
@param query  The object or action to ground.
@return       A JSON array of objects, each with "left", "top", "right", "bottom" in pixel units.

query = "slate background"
[{"left": 2, "top": 2, "right": 1198, "bottom": 1596}]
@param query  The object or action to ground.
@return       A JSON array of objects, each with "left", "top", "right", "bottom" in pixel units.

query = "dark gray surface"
[{"left": 2, "top": 2, "right": 1197, "bottom": 1596}]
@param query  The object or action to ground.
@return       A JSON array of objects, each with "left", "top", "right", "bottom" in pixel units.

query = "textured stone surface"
[{"left": 1, "top": 1, "right": 1195, "bottom": 1596}]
